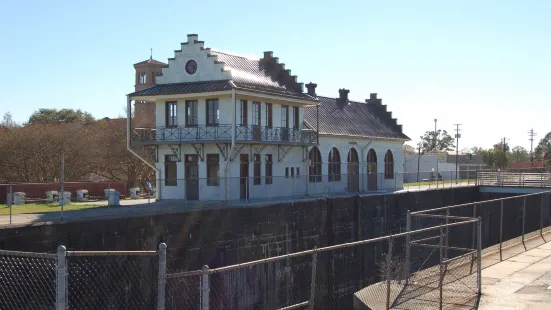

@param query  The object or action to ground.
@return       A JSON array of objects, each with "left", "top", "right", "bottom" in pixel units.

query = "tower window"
[{"left": 139, "top": 72, "right": 147, "bottom": 84}]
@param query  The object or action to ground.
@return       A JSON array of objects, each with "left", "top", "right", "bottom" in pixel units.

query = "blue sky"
[{"left": 0, "top": 0, "right": 549, "bottom": 151}]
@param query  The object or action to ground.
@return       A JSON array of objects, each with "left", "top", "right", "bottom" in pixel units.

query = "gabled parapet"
[
  {"left": 259, "top": 51, "right": 305, "bottom": 93},
  {"left": 365, "top": 93, "right": 403, "bottom": 132}
]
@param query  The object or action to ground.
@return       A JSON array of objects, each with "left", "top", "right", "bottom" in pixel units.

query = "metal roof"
[
  {"left": 129, "top": 80, "right": 232, "bottom": 97},
  {"left": 304, "top": 96, "right": 410, "bottom": 141}
]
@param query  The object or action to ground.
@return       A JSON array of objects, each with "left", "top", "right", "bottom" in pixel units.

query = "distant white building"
[{"left": 127, "top": 34, "right": 410, "bottom": 201}]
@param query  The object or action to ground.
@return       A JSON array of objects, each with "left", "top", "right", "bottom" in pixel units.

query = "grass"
[
  {"left": 0, "top": 201, "right": 108, "bottom": 216},
  {"left": 403, "top": 179, "right": 476, "bottom": 187}
]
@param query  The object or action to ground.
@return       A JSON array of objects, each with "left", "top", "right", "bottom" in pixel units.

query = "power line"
[
  {"left": 528, "top": 129, "right": 537, "bottom": 167},
  {"left": 454, "top": 124, "right": 462, "bottom": 183}
]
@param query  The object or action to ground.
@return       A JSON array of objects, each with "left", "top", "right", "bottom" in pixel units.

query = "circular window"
[{"left": 185, "top": 60, "right": 197, "bottom": 75}]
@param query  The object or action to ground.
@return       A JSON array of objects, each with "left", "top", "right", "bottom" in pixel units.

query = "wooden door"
[
  {"left": 240, "top": 154, "right": 249, "bottom": 199},
  {"left": 185, "top": 155, "right": 199, "bottom": 200}
]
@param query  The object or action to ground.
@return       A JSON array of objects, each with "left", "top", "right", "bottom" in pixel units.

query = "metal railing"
[
  {"left": 132, "top": 124, "right": 319, "bottom": 145},
  {"left": 477, "top": 169, "right": 551, "bottom": 187}
]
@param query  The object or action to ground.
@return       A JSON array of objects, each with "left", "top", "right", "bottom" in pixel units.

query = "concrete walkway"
[{"left": 479, "top": 231, "right": 551, "bottom": 309}]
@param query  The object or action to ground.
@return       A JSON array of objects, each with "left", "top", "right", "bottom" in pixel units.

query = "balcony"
[{"left": 132, "top": 124, "right": 319, "bottom": 146}]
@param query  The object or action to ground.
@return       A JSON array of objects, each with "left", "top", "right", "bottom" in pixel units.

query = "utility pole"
[
  {"left": 434, "top": 119, "right": 438, "bottom": 151},
  {"left": 454, "top": 124, "right": 462, "bottom": 184},
  {"left": 528, "top": 129, "right": 537, "bottom": 167}
]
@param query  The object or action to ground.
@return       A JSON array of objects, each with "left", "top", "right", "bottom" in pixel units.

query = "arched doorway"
[
  {"left": 309, "top": 147, "right": 322, "bottom": 183},
  {"left": 384, "top": 150, "right": 394, "bottom": 179},
  {"left": 367, "top": 149, "right": 378, "bottom": 191},
  {"left": 328, "top": 148, "right": 341, "bottom": 181},
  {"left": 347, "top": 148, "right": 359, "bottom": 192}
]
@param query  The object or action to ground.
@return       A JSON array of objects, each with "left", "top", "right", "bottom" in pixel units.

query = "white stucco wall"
[
  {"left": 154, "top": 136, "right": 405, "bottom": 201},
  {"left": 403, "top": 155, "right": 457, "bottom": 183},
  {"left": 156, "top": 35, "right": 231, "bottom": 84}
]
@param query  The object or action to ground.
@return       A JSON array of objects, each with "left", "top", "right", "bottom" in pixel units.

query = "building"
[{"left": 127, "top": 34, "right": 409, "bottom": 201}]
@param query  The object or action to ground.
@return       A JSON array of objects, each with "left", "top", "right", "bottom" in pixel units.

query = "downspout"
[
  {"left": 361, "top": 140, "right": 373, "bottom": 192},
  {"left": 224, "top": 82, "right": 237, "bottom": 201},
  {"left": 126, "top": 95, "right": 161, "bottom": 199}
]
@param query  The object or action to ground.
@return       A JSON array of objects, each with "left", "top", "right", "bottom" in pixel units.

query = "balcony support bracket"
[
  {"left": 230, "top": 144, "right": 247, "bottom": 161},
  {"left": 192, "top": 143, "right": 204, "bottom": 162},
  {"left": 143, "top": 145, "right": 159, "bottom": 163},
  {"left": 302, "top": 146, "right": 312, "bottom": 162},
  {"left": 278, "top": 145, "right": 294, "bottom": 162},
  {"left": 168, "top": 144, "right": 182, "bottom": 162},
  {"left": 216, "top": 143, "right": 230, "bottom": 161},
  {"left": 253, "top": 144, "right": 268, "bottom": 156}
]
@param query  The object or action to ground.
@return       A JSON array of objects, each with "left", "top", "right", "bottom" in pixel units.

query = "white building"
[{"left": 127, "top": 34, "right": 410, "bottom": 201}]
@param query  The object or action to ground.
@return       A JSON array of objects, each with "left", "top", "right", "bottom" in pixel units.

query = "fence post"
[
  {"left": 8, "top": 185, "right": 12, "bottom": 225},
  {"left": 201, "top": 265, "right": 210, "bottom": 310},
  {"left": 522, "top": 197, "right": 526, "bottom": 246},
  {"left": 471, "top": 204, "right": 477, "bottom": 250},
  {"left": 405, "top": 210, "right": 411, "bottom": 284},
  {"left": 499, "top": 200, "right": 504, "bottom": 261},
  {"left": 540, "top": 194, "right": 544, "bottom": 238},
  {"left": 386, "top": 235, "right": 394, "bottom": 310},
  {"left": 56, "top": 245, "right": 67, "bottom": 310},
  {"left": 439, "top": 226, "right": 444, "bottom": 310},
  {"left": 309, "top": 248, "right": 318, "bottom": 310},
  {"left": 444, "top": 208, "right": 450, "bottom": 259},
  {"left": 157, "top": 243, "right": 167, "bottom": 310},
  {"left": 477, "top": 218, "right": 482, "bottom": 296}
]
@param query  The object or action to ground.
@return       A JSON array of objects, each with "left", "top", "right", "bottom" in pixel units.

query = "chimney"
[
  {"left": 187, "top": 34, "right": 198, "bottom": 43},
  {"left": 263, "top": 51, "right": 273, "bottom": 59},
  {"left": 337, "top": 88, "right": 349, "bottom": 106},
  {"left": 306, "top": 82, "right": 317, "bottom": 96},
  {"left": 370, "top": 93, "right": 377, "bottom": 100}
]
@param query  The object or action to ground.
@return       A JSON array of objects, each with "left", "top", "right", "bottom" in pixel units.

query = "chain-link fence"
[{"left": 0, "top": 249, "right": 57, "bottom": 309}]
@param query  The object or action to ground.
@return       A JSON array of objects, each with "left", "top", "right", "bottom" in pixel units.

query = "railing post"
[
  {"left": 405, "top": 210, "right": 411, "bottom": 284},
  {"left": 439, "top": 226, "right": 444, "bottom": 310},
  {"left": 540, "top": 193, "right": 545, "bottom": 238},
  {"left": 522, "top": 197, "right": 526, "bottom": 246},
  {"left": 157, "top": 243, "right": 167, "bottom": 310},
  {"left": 499, "top": 200, "right": 504, "bottom": 261},
  {"left": 201, "top": 265, "right": 210, "bottom": 310},
  {"left": 471, "top": 204, "right": 477, "bottom": 250},
  {"left": 309, "top": 248, "right": 318, "bottom": 310},
  {"left": 477, "top": 218, "right": 482, "bottom": 296},
  {"left": 56, "top": 245, "right": 67, "bottom": 310},
  {"left": 386, "top": 235, "right": 394, "bottom": 310}
]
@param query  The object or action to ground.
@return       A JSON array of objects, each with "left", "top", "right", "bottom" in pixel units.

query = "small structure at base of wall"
[
  {"left": 76, "top": 190, "right": 89, "bottom": 201},
  {"left": 46, "top": 191, "right": 59, "bottom": 202},
  {"left": 13, "top": 192, "right": 25, "bottom": 205}
]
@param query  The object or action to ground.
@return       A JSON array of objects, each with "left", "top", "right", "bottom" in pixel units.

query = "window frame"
[
  {"left": 253, "top": 154, "right": 261, "bottom": 185},
  {"left": 164, "top": 155, "right": 178, "bottom": 186},
  {"left": 265, "top": 154, "right": 273, "bottom": 184},
  {"left": 185, "top": 100, "right": 198, "bottom": 127},
  {"left": 384, "top": 150, "right": 394, "bottom": 179},
  {"left": 252, "top": 101, "right": 261, "bottom": 126},
  {"left": 293, "top": 106, "right": 299, "bottom": 129},
  {"left": 240, "top": 100, "right": 248, "bottom": 125},
  {"left": 165, "top": 101, "right": 177, "bottom": 128},
  {"left": 328, "top": 147, "right": 341, "bottom": 182},
  {"left": 265, "top": 103, "right": 273, "bottom": 128},
  {"left": 309, "top": 147, "right": 322, "bottom": 183},
  {"left": 206, "top": 154, "right": 220, "bottom": 186},
  {"left": 281, "top": 105, "right": 289, "bottom": 128},
  {"left": 206, "top": 99, "right": 219, "bottom": 126}
]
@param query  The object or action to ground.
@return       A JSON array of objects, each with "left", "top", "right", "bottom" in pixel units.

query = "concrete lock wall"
[{"left": 1, "top": 187, "right": 549, "bottom": 309}]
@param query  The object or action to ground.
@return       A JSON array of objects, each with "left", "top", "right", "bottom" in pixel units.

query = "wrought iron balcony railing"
[{"left": 132, "top": 125, "right": 319, "bottom": 145}]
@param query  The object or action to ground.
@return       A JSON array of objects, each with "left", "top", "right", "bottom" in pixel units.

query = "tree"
[
  {"left": 510, "top": 146, "right": 529, "bottom": 164},
  {"left": 1, "top": 112, "right": 17, "bottom": 128},
  {"left": 470, "top": 146, "right": 485, "bottom": 155},
  {"left": 535, "top": 132, "right": 551, "bottom": 166},
  {"left": 28, "top": 108, "right": 94, "bottom": 124},
  {"left": 419, "top": 129, "right": 454, "bottom": 153},
  {"left": 403, "top": 144, "right": 417, "bottom": 155}
]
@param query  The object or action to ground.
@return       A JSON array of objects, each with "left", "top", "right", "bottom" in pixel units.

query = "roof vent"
[{"left": 306, "top": 82, "right": 317, "bottom": 96}]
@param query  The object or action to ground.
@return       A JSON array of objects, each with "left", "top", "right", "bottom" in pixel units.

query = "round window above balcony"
[{"left": 185, "top": 60, "right": 197, "bottom": 75}]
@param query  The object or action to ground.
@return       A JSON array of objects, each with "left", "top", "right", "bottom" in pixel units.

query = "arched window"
[
  {"left": 367, "top": 149, "right": 377, "bottom": 173},
  {"left": 384, "top": 150, "right": 394, "bottom": 179},
  {"left": 328, "top": 148, "right": 341, "bottom": 181},
  {"left": 309, "top": 147, "right": 322, "bottom": 183}
]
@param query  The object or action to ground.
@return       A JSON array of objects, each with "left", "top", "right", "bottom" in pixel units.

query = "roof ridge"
[
  {"left": 316, "top": 95, "right": 364, "bottom": 104},
  {"left": 210, "top": 49, "right": 260, "bottom": 61}
]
